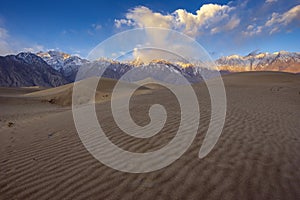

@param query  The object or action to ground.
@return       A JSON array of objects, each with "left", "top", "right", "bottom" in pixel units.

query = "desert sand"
[{"left": 0, "top": 72, "right": 299, "bottom": 199}]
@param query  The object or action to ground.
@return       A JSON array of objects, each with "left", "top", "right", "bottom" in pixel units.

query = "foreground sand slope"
[
  {"left": 0, "top": 72, "right": 299, "bottom": 200},
  {"left": 25, "top": 77, "right": 150, "bottom": 106}
]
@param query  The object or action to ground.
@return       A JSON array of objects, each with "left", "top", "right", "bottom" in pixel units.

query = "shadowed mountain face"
[{"left": 0, "top": 53, "right": 68, "bottom": 87}]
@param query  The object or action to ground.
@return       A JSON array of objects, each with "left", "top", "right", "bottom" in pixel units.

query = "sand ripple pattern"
[{"left": 0, "top": 72, "right": 299, "bottom": 199}]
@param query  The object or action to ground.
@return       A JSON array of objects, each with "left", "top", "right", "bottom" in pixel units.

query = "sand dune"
[
  {"left": 0, "top": 72, "right": 299, "bottom": 199},
  {"left": 25, "top": 77, "right": 150, "bottom": 106}
]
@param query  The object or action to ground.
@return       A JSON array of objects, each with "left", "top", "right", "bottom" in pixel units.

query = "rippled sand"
[{"left": 0, "top": 72, "right": 299, "bottom": 200}]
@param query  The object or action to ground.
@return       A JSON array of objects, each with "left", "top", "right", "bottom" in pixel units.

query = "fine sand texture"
[{"left": 0, "top": 72, "right": 299, "bottom": 199}]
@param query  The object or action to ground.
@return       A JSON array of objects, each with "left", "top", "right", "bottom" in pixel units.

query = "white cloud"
[
  {"left": 115, "top": 4, "right": 239, "bottom": 37},
  {"left": 0, "top": 40, "right": 13, "bottom": 55},
  {"left": 223, "top": 15, "right": 241, "bottom": 31},
  {"left": 0, "top": 27, "right": 13, "bottom": 55},
  {"left": 23, "top": 45, "right": 44, "bottom": 53},
  {"left": 242, "top": 24, "right": 263, "bottom": 36},
  {"left": 61, "top": 29, "right": 77, "bottom": 36},
  {"left": 0, "top": 27, "right": 9, "bottom": 39},
  {"left": 125, "top": 6, "right": 173, "bottom": 28},
  {"left": 174, "top": 4, "right": 237, "bottom": 36},
  {"left": 114, "top": 19, "right": 134, "bottom": 28},
  {"left": 269, "top": 27, "right": 279, "bottom": 34},
  {"left": 113, "top": 4, "right": 242, "bottom": 63},
  {"left": 265, "top": 0, "right": 277, "bottom": 4},
  {"left": 266, "top": 5, "right": 300, "bottom": 28},
  {"left": 0, "top": 26, "right": 45, "bottom": 55},
  {"left": 87, "top": 24, "right": 102, "bottom": 36},
  {"left": 242, "top": 5, "right": 300, "bottom": 36},
  {"left": 92, "top": 24, "right": 102, "bottom": 30}
]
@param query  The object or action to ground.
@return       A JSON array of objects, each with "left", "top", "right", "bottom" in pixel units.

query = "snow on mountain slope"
[
  {"left": 35, "top": 50, "right": 300, "bottom": 83},
  {"left": 1, "top": 49, "right": 298, "bottom": 87},
  {"left": 37, "top": 51, "right": 89, "bottom": 81},
  {"left": 216, "top": 51, "right": 300, "bottom": 73}
]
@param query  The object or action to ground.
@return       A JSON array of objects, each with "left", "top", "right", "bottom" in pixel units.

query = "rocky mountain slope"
[
  {"left": 0, "top": 53, "right": 68, "bottom": 87},
  {"left": 36, "top": 51, "right": 89, "bottom": 82},
  {"left": 40, "top": 50, "right": 300, "bottom": 81},
  {"left": 75, "top": 59, "right": 216, "bottom": 84},
  {"left": 0, "top": 50, "right": 299, "bottom": 87},
  {"left": 37, "top": 51, "right": 220, "bottom": 83},
  {"left": 216, "top": 51, "right": 300, "bottom": 73}
]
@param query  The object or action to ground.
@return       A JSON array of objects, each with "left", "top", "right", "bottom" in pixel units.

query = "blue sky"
[{"left": 0, "top": 0, "right": 299, "bottom": 59}]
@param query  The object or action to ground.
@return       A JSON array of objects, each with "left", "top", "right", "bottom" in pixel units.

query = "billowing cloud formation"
[
  {"left": 174, "top": 4, "right": 239, "bottom": 36},
  {"left": 115, "top": 4, "right": 239, "bottom": 37},
  {"left": 126, "top": 6, "right": 173, "bottom": 28},
  {"left": 116, "top": 3, "right": 300, "bottom": 39}
]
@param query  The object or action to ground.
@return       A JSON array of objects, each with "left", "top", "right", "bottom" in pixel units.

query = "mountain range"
[
  {"left": 36, "top": 51, "right": 89, "bottom": 82},
  {"left": 0, "top": 50, "right": 299, "bottom": 87},
  {"left": 0, "top": 52, "right": 68, "bottom": 87},
  {"left": 216, "top": 51, "right": 300, "bottom": 73}
]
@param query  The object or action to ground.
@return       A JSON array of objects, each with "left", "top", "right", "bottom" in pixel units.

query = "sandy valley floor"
[{"left": 0, "top": 72, "right": 299, "bottom": 200}]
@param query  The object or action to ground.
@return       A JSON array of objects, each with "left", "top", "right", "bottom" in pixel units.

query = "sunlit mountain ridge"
[
  {"left": 216, "top": 51, "right": 300, "bottom": 73},
  {"left": 1, "top": 50, "right": 299, "bottom": 87}
]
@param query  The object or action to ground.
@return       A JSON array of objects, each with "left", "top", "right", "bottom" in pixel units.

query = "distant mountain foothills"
[{"left": 0, "top": 50, "right": 299, "bottom": 87}]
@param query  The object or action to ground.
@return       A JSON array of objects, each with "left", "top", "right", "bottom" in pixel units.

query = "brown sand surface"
[{"left": 0, "top": 72, "right": 299, "bottom": 199}]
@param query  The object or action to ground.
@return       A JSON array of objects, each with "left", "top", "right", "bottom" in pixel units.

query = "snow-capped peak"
[{"left": 36, "top": 51, "right": 89, "bottom": 81}]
